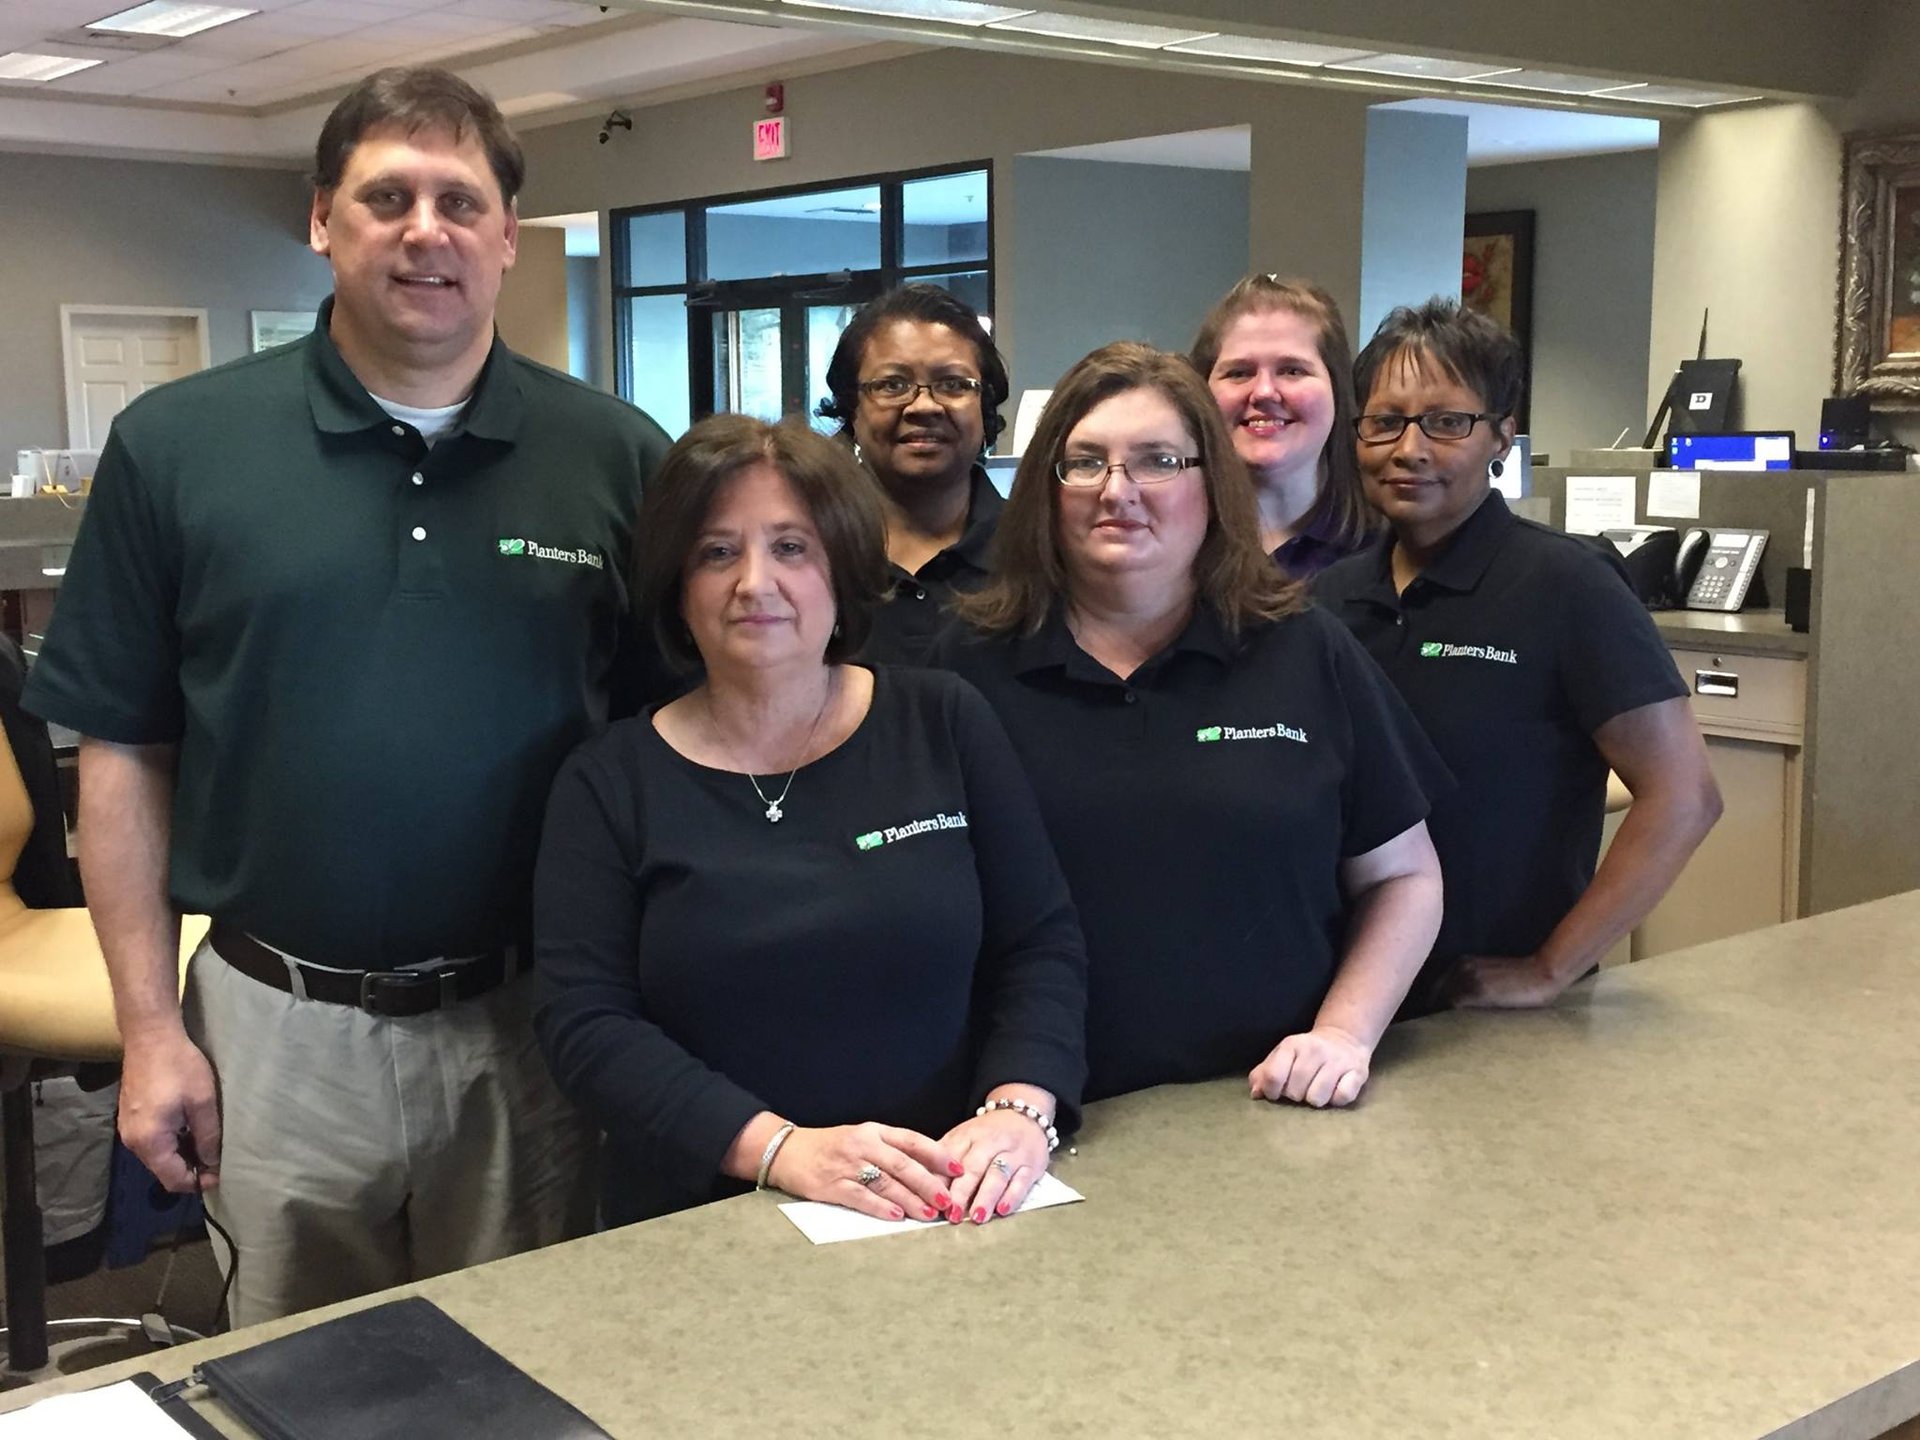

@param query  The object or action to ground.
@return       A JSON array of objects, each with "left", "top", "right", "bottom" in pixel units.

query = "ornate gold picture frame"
[{"left": 1836, "top": 128, "right": 1920, "bottom": 408}]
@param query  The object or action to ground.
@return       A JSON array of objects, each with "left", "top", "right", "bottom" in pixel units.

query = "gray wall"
[
  {"left": 1467, "top": 149, "right": 1658, "bottom": 460},
  {"left": 566, "top": 255, "right": 605, "bottom": 388},
  {"left": 0, "top": 152, "right": 330, "bottom": 462},
  {"left": 1005, "top": 157, "right": 1248, "bottom": 404},
  {"left": 1359, "top": 109, "right": 1468, "bottom": 341}
]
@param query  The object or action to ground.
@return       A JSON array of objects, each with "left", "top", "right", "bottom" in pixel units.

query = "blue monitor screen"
[{"left": 1667, "top": 432, "right": 1794, "bottom": 471}]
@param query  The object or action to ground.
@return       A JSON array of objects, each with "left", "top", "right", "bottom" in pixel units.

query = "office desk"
[{"left": 6, "top": 892, "right": 1920, "bottom": 1438}]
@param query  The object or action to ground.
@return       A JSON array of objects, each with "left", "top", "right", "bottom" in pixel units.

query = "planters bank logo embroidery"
[
  {"left": 1419, "top": 640, "right": 1518, "bottom": 664},
  {"left": 1195, "top": 722, "right": 1308, "bottom": 745},
  {"left": 854, "top": 811, "right": 969, "bottom": 851},
  {"left": 497, "top": 537, "right": 604, "bottom": 570}
]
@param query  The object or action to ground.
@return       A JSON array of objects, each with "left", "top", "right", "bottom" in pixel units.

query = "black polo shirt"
[
  {"left": 24, "top": 298, "right": 671, "bottom": 967},
  {"left": 862, "top": 465, "right": 1003, "bottom": 667},
  {"left": 931, "top": 602, "right": 1447, "bottom": 1101},
  {"left": 1313, "top": 492, "right": 1686, "bottom": 989}
]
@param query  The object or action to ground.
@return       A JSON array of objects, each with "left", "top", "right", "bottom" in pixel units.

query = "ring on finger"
[
  {"left": 990, "top": 1156, "right": 1012, "bottom": 1176},
  {"left": 854, "top": 1162, "right": 883, "bottom": 1187}
]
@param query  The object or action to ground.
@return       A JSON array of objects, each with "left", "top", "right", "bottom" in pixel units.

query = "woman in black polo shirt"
[
  {"left": 1191, "top": 275, "right": 1379, "bottom": 581},
  {"left": 1315, "top": 299, "right": 1722, "bottom": 1012},
  {"left": 533, "top": 416, "right": 1086, "bottom": 1227},
  {"left": 933, "top": 342, "right": 1445, "bottom": 1107},
  {"left": 815, "top": 284, "right": 1010, "bottom": 665}
]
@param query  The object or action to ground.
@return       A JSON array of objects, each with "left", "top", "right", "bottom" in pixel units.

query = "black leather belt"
[{"left": 208, "top": 922, "right": 527, "bottom": 1018}]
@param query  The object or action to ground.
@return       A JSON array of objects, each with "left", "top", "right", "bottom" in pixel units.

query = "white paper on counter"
[
  {"left": 1009, "top": 390, "right": 1052, "bottom": 457},
  {"left": 0, "top": 1380, "right": 184, "bottom": 1437},
  {"left": 1804, "top": 486, "right": 1817, "bottom": 566},
  {"left": 1563, "top": 475, "right": 1639, "bottom": 535},
  {"left": 1646, "top": 468, "right": 1701, "bottom": 520},
  {"left": 778, "top": 1172, "right": 1083, "bottom": 1244}
]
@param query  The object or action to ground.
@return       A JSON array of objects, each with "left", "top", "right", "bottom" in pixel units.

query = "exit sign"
[{"left": 753, "top": 116, "right": 788, "bottom": 162}]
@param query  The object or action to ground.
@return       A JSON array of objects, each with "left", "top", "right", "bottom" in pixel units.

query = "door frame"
[{"left": 60, "top": 304, "right": 212, "bottom": 448}]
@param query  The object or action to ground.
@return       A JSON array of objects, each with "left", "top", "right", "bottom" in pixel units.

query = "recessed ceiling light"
[
  {"left": 0, "top": 52, "right": 105, "bottom": 81},
  {"left": 1479, "top": 69, "right": 1630, "bottom": 95},
  {"left": 87, "top": 3, "right": 258, "bottom": 39},
  {"left": 1161, "top": 35, "right": 1373, "bottom": 66},
  {"left": 1591, "top": 82, "right": 1760, "bottom": 108},
  {"left": 783, "top": 0, "right": 1034, "bottom": 23},
  {"left": 985, "top": 12, "right": 1216, "bottom": 48},
  {"left": 1327, "top": 53, "right": 1521, "bottom": 81}
]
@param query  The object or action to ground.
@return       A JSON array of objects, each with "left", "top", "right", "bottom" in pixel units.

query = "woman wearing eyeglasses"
[
  {"left": 816, "top": 283, "right": 1010, "bottom": 665},
  {"left": 1192, "top": 275, "right": 1379, "bottom": 581},
  {"left": 1315, "top": 299, "right": 1721, "bottom": 1014},
  {"left": 931, "top": 342, "right": 1446, "bottom": 1107}
]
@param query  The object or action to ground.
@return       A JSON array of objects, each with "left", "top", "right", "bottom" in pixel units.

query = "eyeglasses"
[
  {"left": 856, "top": 375, "right": 984, "bottom": 406},
  {"left": 1354, "top": 410, "right": 1502, "bottom": 443},
  {"left": 1055, "top": 453, "right": 1202, "bottom": 487}
]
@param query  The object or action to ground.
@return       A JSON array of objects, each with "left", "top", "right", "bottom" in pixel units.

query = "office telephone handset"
[{"left": 1675, "top": 527, "right": 1768, "bottom": 612}]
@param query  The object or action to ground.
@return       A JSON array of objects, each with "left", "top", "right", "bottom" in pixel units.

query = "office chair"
[{"left": 0, "top": 711, "right": 206, "bottom": 1382}]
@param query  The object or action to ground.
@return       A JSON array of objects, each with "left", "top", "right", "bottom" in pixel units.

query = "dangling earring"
[
  {"left": 1489, "top": 458, "right": 1505, "bottom": 478},
  {"left": 851, "top": 442, "right": 867, "bottom": 469},
  {"left": 831, "top": 621, "right": 842, "bottom": 640}
]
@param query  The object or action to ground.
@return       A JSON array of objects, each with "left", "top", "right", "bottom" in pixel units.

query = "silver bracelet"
[
  {"left": 975, "top": 1098, "right": 1058, "bottom": 1153},
  {"left": 755, "top": 1122, "right": 796, "bottom": 1190}
]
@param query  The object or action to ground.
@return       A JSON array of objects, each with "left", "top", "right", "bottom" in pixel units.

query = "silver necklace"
[{"left": 716, "top": 672, "right": 836, "bottom": 823}]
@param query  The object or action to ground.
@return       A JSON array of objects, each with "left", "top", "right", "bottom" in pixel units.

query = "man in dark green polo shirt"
[{"left": 23, "top": 67, "right": 669, "bottom": 1324}]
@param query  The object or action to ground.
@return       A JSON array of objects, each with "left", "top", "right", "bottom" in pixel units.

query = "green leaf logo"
[
  {"left": 1195, "top": 726, "right": 1222, "bottom": 743},
  {"left": 855, "top": 831, "right": 883, "bottom": 851},
  {"left": 1420, "top": 641, "right": 1443, "bottom": 657},
  {"left": 498, "top": 537, "right": 527, "bottom": 556}
]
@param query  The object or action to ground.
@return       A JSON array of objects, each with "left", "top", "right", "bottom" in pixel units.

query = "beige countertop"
[
  {"left": 8, "top": 892, "right": 1920, "bottom": 1438},
  {"left": 1655, "top": 607, "right": 1810, "bottom": 658}
]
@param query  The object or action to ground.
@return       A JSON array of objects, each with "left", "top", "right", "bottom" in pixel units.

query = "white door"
[{"left": 61, "top": 307, "right": 210, "bottom": 449}]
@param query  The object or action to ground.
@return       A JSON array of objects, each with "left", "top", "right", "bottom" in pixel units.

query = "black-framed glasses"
[
  {"left": 1354, "top": 410, "right": 1502, "bottom": 443},
  {"left": 857, "top": 375, "right": 984, "bottom": 407},
  {"left": 1054, "top": 452, "right": 1202, "bottom": 487}
]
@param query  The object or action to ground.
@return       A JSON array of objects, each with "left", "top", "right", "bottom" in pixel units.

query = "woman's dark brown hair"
[
  {"left": 1189, "top": 275, "right": 1378, "bottom": 553},
  {"left": 635, "top": 415, "right": 890, "bottom": 671},
  {"left": 956, "top": 342, "right": 1302, "bottom": 637}
]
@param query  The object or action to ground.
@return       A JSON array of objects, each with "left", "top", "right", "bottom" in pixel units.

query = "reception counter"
[{"left": 6, "top": 892, "right": 1920, "bottom": 1437}]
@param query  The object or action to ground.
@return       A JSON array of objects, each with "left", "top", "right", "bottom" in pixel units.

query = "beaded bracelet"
[
  {"left": 755, "top": 1122, "right": 796, "bottom": 1190},
  {"left": 976, "top": 1098, "right": 1058, "bottom": 1153}
]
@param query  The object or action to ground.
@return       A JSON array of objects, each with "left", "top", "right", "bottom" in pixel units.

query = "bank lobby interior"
[{"left": 2, "top": 1, "right": 1920, "bottom": 1435}]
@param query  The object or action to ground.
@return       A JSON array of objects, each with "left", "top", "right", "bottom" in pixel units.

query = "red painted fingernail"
[
  {"left": 948, "top": 1161, "right": 965, "bottom": 1177},
  {"left": 996, "top": 1199, "right": 1011, "bottom": 1216},
  {"left": 922, "top": 1206, "right": 938, "bottom": 1220},
  {"left": 972, "top": 1207, "right": 986, "bottom": 1224},
  {"left": 935, "top": 1192, "right": 952, "bottom": 1209}
]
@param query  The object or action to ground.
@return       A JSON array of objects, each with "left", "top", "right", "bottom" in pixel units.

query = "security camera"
[{"left": 598, "top": 109, "right": 632, "bottom": 145}]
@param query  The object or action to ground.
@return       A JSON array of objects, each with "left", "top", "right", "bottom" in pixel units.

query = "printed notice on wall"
[
  {"left": 1646, "top": 469, "right": 1702, "bottom": 520},
  {"left": 1563, "top": 475, "right": 1638, "bottom": 535}
]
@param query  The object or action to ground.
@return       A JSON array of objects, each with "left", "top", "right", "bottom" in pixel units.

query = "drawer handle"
[{"left": 1695, "top": 669, "right": 1739, "bottom": 698}]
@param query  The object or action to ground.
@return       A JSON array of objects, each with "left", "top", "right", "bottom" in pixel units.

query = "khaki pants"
[{"left": 181, "top": 941, "right": 596, "bottom": 1328}]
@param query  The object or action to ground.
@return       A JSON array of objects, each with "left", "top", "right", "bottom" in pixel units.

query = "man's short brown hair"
[
  {"left": 634, "top": 415, "right": 891, "bottom": 673},
  {"left": 314, "top": 66, "right": 525, "bottom": 204}
]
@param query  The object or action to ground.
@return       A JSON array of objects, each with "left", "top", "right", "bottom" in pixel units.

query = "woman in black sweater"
[{"left": 533, "top": 416, "right": 1086, "bottom": 1228}]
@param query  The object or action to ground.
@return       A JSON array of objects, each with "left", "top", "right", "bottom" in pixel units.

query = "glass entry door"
[{"left": 700, "top": 275, "right": 880, "bottom": 426}]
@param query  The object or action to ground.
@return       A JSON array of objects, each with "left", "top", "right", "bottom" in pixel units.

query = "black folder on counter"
[{"left": 197, "top": 1296, "right": 612, "bottom": 1440}]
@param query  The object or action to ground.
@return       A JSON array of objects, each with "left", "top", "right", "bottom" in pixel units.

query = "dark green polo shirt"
[
  {"left": 24, "top": 299, "right": 671, "bottom": 967},
  {"left": 861, "top": 464, "right": 1003, "bottom": 667},
  {"left": 1313, "top": 492, "right": 1687, "bottom": 996}
]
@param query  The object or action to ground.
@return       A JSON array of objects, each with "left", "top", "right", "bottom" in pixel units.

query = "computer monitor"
[{"left": 1664, "top": 431, "right": 1795, "bottom": 472}]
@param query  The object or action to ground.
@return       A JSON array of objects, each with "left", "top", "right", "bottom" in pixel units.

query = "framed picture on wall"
[
  {"left": 1836, "top": 128, "right": 1920, "bottom": 408},
  {"left": 1463, "top": 209, "right": 1535, "bottom": 434},
  {"left": 250, "top": 309, "right": 314, "bottom": 353}
]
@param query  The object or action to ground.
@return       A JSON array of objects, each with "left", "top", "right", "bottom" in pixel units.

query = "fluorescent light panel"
[
  {"left": 87, "top": 3, "right": 257, "bottom": 38},
  {"left": 1481, "top": 69, "right": 1633, "bottom": 95},
  {"left": 1592, "top": 82, "right": 1759, "bottom": 108},
  {"left": 1162, "top": 35, "right": 1373, "bottom": 65},
  {"left": 784, "top": 0, "right": 1034, "bottom": 23},
  {"left": 0, "top": 52, "right": 104, "bottom": 81},
  {"left": 1327, "top": 52, "right": 1519, "bottom": 81},
  {"left": 985, "top": 12, "right": 1216, "bottom": 48}
]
